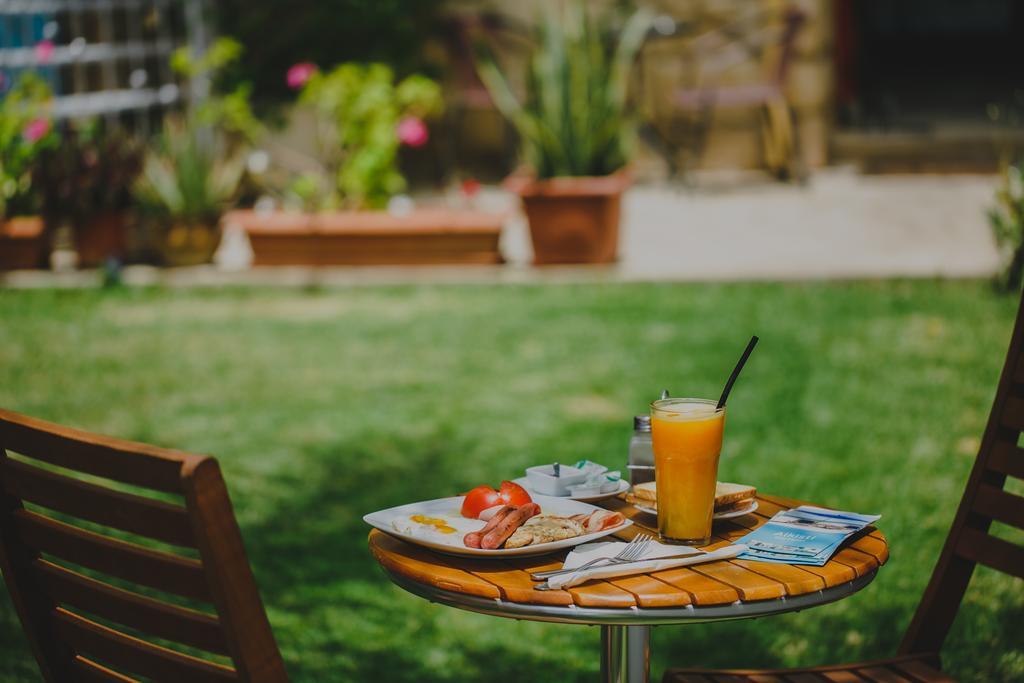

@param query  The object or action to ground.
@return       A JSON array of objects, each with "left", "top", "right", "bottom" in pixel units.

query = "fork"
[{"left": 530, "top": 533, "right": 654, "bottom": 581}]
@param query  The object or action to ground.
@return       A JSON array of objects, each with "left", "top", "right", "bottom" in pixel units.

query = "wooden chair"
[
  {"left": 0, "top": 409, "right": 289, "bottom": 682},
  {"left": 641, "top": 7, "right": 806, "bottom": 182},
  {"left": 665, "top": 294, "right": 1024, "bottom": 682}
]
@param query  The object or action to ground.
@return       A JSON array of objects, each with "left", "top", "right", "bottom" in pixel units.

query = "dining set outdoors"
[{"left": 0, "top": 299, "right": 1022, "bottom": 683}]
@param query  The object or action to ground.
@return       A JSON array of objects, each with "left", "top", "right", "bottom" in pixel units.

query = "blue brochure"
[{"left": 737, "top": 505, "right": 880, "bottom": 566}]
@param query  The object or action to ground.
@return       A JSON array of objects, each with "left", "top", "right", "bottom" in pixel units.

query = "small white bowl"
[
  {"left": 525, "top": 464, "right": 588, "bottom": 496},
  {"left": 569, "top": 483, "right": 605, "bottom": 497}
]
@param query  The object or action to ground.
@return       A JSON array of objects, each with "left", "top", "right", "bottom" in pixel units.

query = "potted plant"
[
  {"left": 134, "top": 122, "right": 245, "bottom": 266},
  {"left": 0, "top": 73, "right": 56, "bottom": 270},
  {"left": 133, "top": 38, "right": 255, "bottom": 266},
  {"left": 475, "top": 2, "right": 652, "bottom": 264},
  {"left": 34, "top": 120, "right": 145, "bottom": 267},
  {"left": 989, "top": 159, "right": 1024, "bottom": 291},
  {"left": 231, "top": 62, "right": 506, "bottom": 266}
]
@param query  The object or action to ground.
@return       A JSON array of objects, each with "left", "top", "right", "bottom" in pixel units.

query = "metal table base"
[{"left": 602, "top": 625, "right": 650, "bottom": 683}]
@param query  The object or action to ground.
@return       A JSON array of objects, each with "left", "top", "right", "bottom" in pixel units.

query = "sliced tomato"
[
  {"left": 460, "top": 485, "right": 503, "bottom": 518},
  {"left": 499, "top": 480, "right": 532, "bottom": 507},
  {"left": 461, "top": 480, "right": 534, "bottom": 518}
]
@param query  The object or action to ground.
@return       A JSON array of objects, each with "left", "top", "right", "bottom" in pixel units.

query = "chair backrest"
[
  {"left": 765, "top": 9, "right": 806, "bottom": 87},
  {"left": 901, "top": 293, "right": 1024, "bottom": 655},
  {"left": 0, "top": 409, "right": 288, "bottom": 683}
]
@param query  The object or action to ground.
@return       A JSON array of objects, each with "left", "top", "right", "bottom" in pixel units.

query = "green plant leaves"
[
  {"left": 134, "top": 123, "right": 244, "bottom": 227},
  {"left": 474, "top": 1, "right": 653, "bottom": 179},
  {"left": 990, "top": 161, "right": 1024, "bottom": 291},
  {"left": 296, "top": 63, "right": 442, "bottom": 209}
]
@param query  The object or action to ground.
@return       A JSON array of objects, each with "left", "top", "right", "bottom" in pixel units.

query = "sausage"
[
  {"left": 481, "top": 503, "right": 541, "bottom": 549},
  {"left": 463, "top": 505, "right": 515, "bottom": 548}
]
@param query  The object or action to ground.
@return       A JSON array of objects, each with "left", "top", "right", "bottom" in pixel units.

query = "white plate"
[
  {"left": 512, "top": 476, "right": 630, "bottom": 503},
  {"left": 633, "top": 500, "right": 759, "bottom": 520},
  {"left": 363, "top": 494, "right": 632, "bottom": 558}
]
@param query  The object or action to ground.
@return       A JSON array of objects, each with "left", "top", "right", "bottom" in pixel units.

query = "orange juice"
[{"left": 650, "top": 398, "right": 725, "bottom": 545}]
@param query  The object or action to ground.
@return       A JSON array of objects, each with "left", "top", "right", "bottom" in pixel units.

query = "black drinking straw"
[{"left": 716, "top": 335, "right": 759, "bottom": 409}]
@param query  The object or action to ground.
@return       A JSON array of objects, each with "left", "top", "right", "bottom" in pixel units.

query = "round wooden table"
[{"left": 368, "top": 494, "right": 889, "bottom": 683}]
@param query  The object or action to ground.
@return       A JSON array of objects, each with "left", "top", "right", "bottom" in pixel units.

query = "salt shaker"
[{"left": 628, "top": 415, "right": 655, "bottom": 485}]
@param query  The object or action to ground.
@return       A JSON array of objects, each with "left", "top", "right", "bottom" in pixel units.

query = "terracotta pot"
[
  {"left": 0, "top": 216, "right": 46, "bottom": 270},
  {"left": 75, "top": 211, "right": 129, "bottom": 267},
  {"left": 509, "top": 172, "right": 631, "bottom": 265},
  {"left": 227, "top": 208, "right": 505, "bottom": 266},
  {"left": 161, "top": 223, "right": 221, "bottom": 267}
]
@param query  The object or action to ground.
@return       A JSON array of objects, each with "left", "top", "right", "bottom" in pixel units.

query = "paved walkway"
[{"left": 2, "top": 169, "right": 1002, "bottom": 288}]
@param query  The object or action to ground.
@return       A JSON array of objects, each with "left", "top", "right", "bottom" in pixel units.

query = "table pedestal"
[{"left": 601, "top": 624, "right": 650, "bottom": 683}]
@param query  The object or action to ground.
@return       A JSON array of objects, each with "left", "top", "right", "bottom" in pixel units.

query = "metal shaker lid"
[{"left": 633, "top": 415, "right": 651, "bottom": 432}]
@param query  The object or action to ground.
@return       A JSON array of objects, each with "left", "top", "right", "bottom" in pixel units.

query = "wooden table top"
[{"left": 368, "top": 493, "right": 888, "bottom": 612}]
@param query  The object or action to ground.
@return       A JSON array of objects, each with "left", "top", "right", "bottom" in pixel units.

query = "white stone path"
[{"left": 500, "top": 167, "right": 1002, "bottom": 281}]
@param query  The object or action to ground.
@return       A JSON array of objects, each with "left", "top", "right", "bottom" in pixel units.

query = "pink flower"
[
  {"left": 460, "top": 178, "right": 481, "bottom": 198},
  {"left": 396, "top": 116, "right": 429, "bottom": 148},
  {"left": 286, "top": 62, "right": 317, "bottom": 90},
  {"left": 34, "top": 39, "right": 55, "bottom": 63},
  {"left": 23, "top": 118, "right": 50, "bottom": 143}
]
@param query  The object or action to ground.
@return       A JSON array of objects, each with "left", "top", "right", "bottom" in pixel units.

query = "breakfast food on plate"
[
  {"left": 391, "top": 480, "right": 627, "bottom": 551},
  {"left": 461, "top": 481, "right": 533, "bottom": 518},
  {"left": 460, "top": 503, "right": 541, "bottom": 549},
  {"left": 465, "top": 502, "right": 541, "bottom": 549},
  {"left": 575, "top": 509, "right": 627, "bottom": 533},
  {"left": 505, "top": 515, "right": 583, "bottom": 548},
  {"left": 461, "top": 504, "right": 625, "bottom": 549},
  {"left": 391, "top": 512, "right": 479, "bottom": 541},
  {"left": 504, "top": 510, "right": 625, "bottom": 548},
  {"left": 623, "top": 481, "right": 756, "bottom": 513}
]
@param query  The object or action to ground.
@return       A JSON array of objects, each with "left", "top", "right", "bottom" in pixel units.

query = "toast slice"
[{"left": 622, "top": 481, "right": 756, "bottom": 512}]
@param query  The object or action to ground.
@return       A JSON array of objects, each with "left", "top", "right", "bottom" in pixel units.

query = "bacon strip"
[{"left": 571, "top": 510, "right": 625, "bottom": 533}]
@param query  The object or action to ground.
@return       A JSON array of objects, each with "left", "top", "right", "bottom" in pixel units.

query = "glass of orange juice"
[{"left": 650, "top": 398, "right": 725, "bottom": 545}]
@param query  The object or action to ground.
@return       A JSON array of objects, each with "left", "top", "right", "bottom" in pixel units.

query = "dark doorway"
[{"left": 837, "top": 0, "right": 1024, "bottom": 131}]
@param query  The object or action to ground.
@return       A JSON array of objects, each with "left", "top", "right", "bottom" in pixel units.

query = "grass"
[{"left": 0, "top": 280, "right": 1021, "bottom": 682}]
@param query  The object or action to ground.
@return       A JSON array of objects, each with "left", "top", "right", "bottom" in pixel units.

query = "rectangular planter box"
[
  {"left": 0, "top": 217, "right": 46, "bottom": 270},
  {"left": 227, "top": 209, "right": 505, "bottom": 267}
]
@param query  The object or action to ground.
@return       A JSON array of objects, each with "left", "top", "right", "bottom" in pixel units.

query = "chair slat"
[
  {"left": 13, "top": 509, "right": 211, "bottom": 602},
  {"left": 1000, "top": 395, "right": 1024, "bottom": 431},
  {"left": 1, "top": 457, "right": 196, "bottom": 548},
  {"left": 819, "top": 671, "right": 865, "bottom": 683},
  {"left": 0, "top": 409, "right": 194, "bottom": 494},
  {"left": 955, "top": 527, "right": 1024, "bottom": 579},
  {"left": 853, "top": 667, "right": 912, "bottom": 682},
  {"left": 34, "top": 559, "right": 228, "bottom": 655},
  {"left": 71, "top": 656, "right": 140, "bottom": 683},
  {"left": 989, "top": 442, "right": 1024, "bottom": 480},
  {"left": 972, "top": 483, "right": 1024, "bottom": 530},
  {"left": 890, "top": 660, "right": 956, "bottom": 682},
  {"left": 54, "top": 608, "right": 237, "bottom": 683}
]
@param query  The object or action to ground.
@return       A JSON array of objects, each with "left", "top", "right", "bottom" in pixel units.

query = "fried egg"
[{"left": 391, "top": 512, "right": 483, "bottom": 546}]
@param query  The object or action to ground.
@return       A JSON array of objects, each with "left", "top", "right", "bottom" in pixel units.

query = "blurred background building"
[
  {"left": 7, "top": 0, "right": 1021, "bottom": 178},
  {"left": 444, "top": 0, "right": 1024, "bottom": 178},
  {"left": 0, "top": 0, "right": 1021, "bottom": 281}
]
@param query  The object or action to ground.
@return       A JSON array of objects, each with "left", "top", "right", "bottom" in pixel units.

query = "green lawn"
[{"left": 0, "top": 281, "right": 1021, "bottom": 682}]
